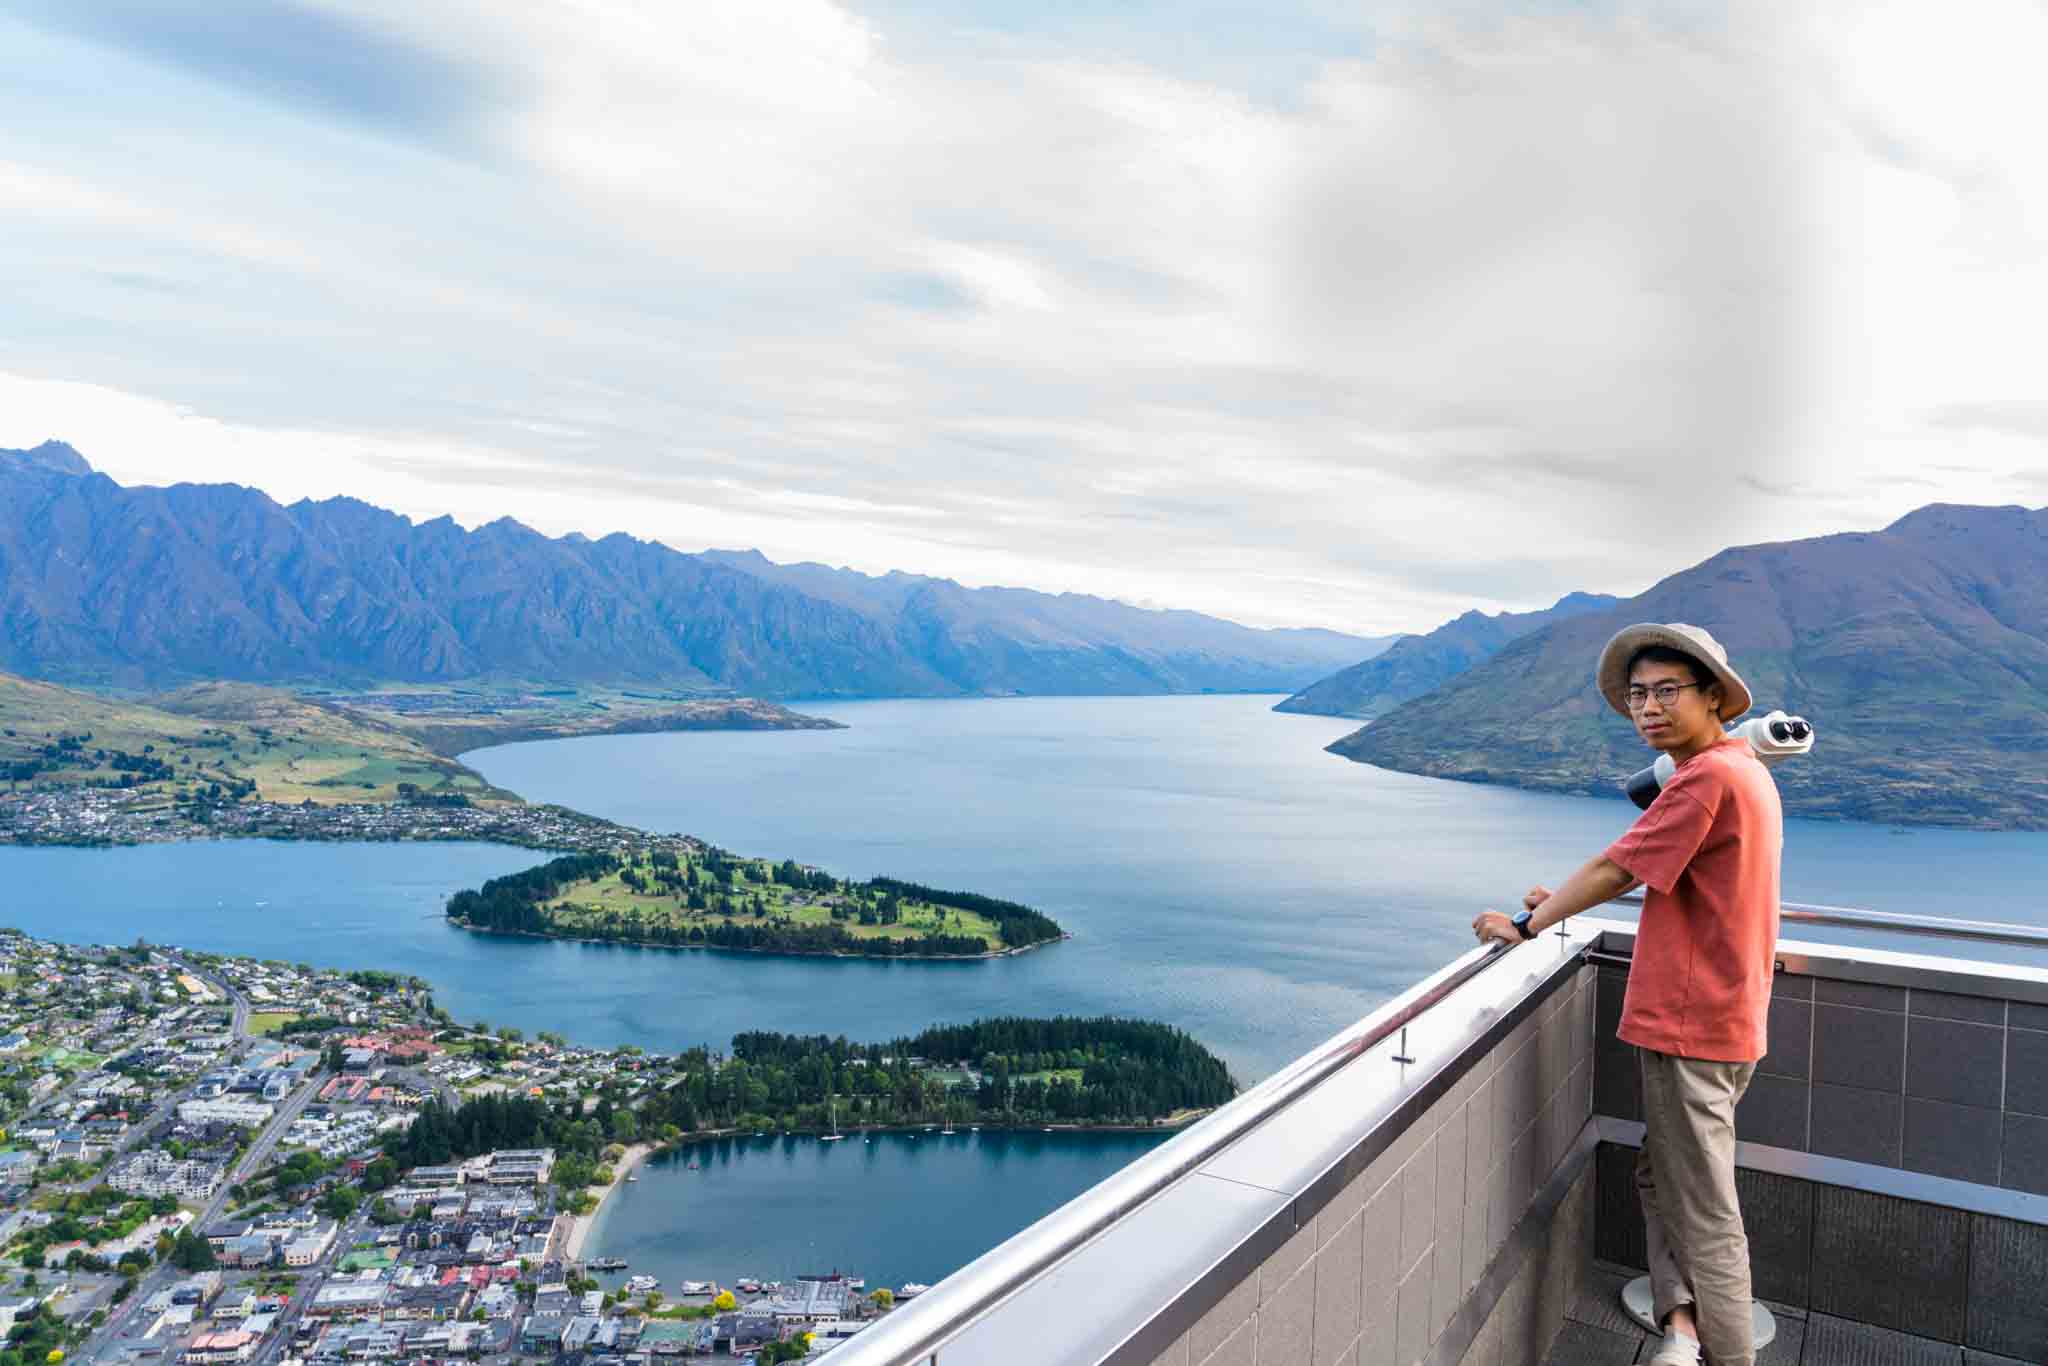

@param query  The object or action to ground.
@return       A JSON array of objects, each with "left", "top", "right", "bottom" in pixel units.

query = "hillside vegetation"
[
  {"left": 445, "top": 849, "right": 1067, "bottom": 958},
  {"left": 1276, "top": 591, "right": 1617, "bottom": 719},
  {"left": 1331, "top": 504, "right": 2048, "bottom": 829},
  {"left": 0, "top": 672, "right": 502, "bottom": 807}
]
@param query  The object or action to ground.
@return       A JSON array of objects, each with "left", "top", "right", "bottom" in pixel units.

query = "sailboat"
[{"left": 819, "top": 1091, "right": 846, "bottom": 1142}]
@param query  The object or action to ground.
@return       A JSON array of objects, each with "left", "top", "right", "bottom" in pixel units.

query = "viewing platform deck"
[{"left": 828, "top": 901, "right": 2048, "bottom": 1365}]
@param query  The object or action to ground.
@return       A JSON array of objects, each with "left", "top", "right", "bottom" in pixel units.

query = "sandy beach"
[{"left": 562, "top": 1143, "right": 655, "bottom": 1262}]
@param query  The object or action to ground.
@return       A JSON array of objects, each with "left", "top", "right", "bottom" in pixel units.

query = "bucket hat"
[{"left": 1596, "top": 622, "right": 1752, "bottom": 722}]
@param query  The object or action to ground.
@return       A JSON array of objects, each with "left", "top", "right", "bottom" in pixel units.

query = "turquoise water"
[{"left": 6, "top": 694, "right": 2045, "bottom": 1288}]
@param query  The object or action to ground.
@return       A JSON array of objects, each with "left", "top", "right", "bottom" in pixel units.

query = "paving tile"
[
  {"left": 1905, "top": 1018, "right": 2003, "bottom": 1109},
  {"left": 1150, "top": 1331, "right": 1191, "bottom": 1366},
  {"left": 1199, "top": 1315, "right": 1256, "bottom": 1366},
  {"left": 1492, "top": 1260, "right": 1537, "bottom": 1366},
  {"left": 1594, "top": 1034, "right": 1643, "bottom": 1124},
  {"left": 1810, "top": 1083, "right": 1901, "bottom": 1167},
  {"left": 1592, "top": 1143, "right": 1648, "bottom": 1273},
  {"left": 1736, "top": 1167, "right": 1813, "bottom": 1308},
  {"left": 1457, "top": 1294, "right": 1500, "bottom": 1366},
  {"left": 1909, "top": 990, "right": 2005, "bottom": 1026},
  {"left": 1264, "top": 1214, "right": 1321, "bottom": 1304},
  {"left": 1314, "top": 1211, "right": 1365, "bottom": 1366},
  {"left": 1997, "top": 1113, "right": 2048, "bottom": 1198},
  {"left": 1771, "top": 972, "right": 1813, "bottom": 1000},
  {"left": 1966, "top": 1214, "right": 2048, "bottom": 1363},
  {"left": 1810, "top": 1186, "right": 1969, "bottom": 1341},
  {"left": 1395, "top": 1255, "right": 1434, "bottom": 1366},
  {"left": 1565, "top": 1261, "right": 1643, "bottom": 1338},
  {"left": 1757, "top": 1309, "right": 1806, "bottom": 1366},
  {"left": 1436, "top": 1103, "right": 1470, "bottom": 1259},
  {"left": 1358, "top": 1300, "right": 1394, "bottom": 1366},
  {"left": 1401, "top": 1136, "right": 1439, "bottom": 1282},
  {"left": 1813, "top": 1004, "right": 1905, "bottom": 1092},
  {"left": 1735, "top": 1072, "right": 1809, "bottom": 1151},
  {"left": 1361, "top": 1176, "right": 1402, "bottom": 1322},
  {"left": 1802, "top": 1312, "right": 1962, "bottom": 1366},
  {"left": 1814, "top": 979, "right": 1906, "bottom": 1012},
  {"left": 2004, "top": 1027, "right": 2048, "bottom": 1118},
  {"left": 1758, "top": 997, "right": 1812, "bottom": 1080},
  {"left": 1190, "top": 1270, "right": 1260, "bottom": 1365},
  {"left": 1257, "top": 1261, "right": 1316, "bottom": 1366},
  {"left": 1537, "top": 1319, "right": 1639, "bottom": 1366},
  {"left": 1901, "top": 1097, "right": 2001, "bottom": 1185}
]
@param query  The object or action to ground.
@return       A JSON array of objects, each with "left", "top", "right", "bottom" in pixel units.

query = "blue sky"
[{"left": 2, "top": 0, "right": 2043, "bottom": 633}]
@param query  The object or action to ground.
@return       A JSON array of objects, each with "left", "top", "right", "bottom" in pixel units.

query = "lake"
[
  {"left": 583, "top": 1130, "right": 1172, "bottom": 1294},
  {"left": 6, "top": 694, "right": 2045, "bottom": 1286}
]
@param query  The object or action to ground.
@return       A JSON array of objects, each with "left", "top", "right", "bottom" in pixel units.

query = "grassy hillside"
[
  {"left": 448, "top": 850, "right": 1067, "bottom": 958},
  {"left": 1330, "top": 504, "right": 2048, "bottom": 830},
  {"left": 549, "top": 853, "right": 1005, "bottom": 947},
  {"left": 316, "top": 684, "right": 841, "bottom": 757},
  {"left": 0, "top": 673, "right": 507, "bottom": 806}
]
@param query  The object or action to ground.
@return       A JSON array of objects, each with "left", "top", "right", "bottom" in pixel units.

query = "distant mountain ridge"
[
  {"left": 1329, "top": 503, "right": 2048, "bottom": 829},
  {"left": 0, "top": 443, "right": 1384, "bottom": 696},
  {"left": 1275, "top": 591, "right": 1619, "bottom": 719}
]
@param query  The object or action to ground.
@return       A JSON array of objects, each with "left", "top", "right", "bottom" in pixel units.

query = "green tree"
[
  {"left": 169, "top": 1229, "right": 216, "bottom": 1272},
  {"left": 316, "top": 1186, "right": 360, "bottom": 1220}
]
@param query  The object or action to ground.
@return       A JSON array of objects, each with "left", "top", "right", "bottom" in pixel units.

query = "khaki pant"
[{"left": 1636, "top": 1049, "right": 1758, "bottom": 1366}]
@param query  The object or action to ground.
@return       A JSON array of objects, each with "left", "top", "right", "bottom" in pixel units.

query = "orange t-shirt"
[{"left": 1604, "top": 734, "right": 1783, "bottom": 1063}]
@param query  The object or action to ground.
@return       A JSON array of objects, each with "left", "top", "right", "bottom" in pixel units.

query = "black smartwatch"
[{"left": 1510, "top": 909, "right": 1537, "bottom": 940}]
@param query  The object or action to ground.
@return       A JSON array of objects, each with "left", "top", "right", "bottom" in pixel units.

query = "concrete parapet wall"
[{"left": 1141, "top": 960, "right": 1596, "bottom": 1366}]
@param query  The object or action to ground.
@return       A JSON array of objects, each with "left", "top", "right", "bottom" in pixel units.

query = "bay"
[
  {"left": 6, "top": 696, "right": 2044, "bottom": 1081},
  {"left": 583, "top": 1131, "right": 1171, "bottom": 1294},
  {"left": 6, "top": 694, "right": 2046, "bottom": 1290}
]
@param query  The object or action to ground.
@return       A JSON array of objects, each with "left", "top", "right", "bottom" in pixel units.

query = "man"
[{"left": 1470, "top": 623, "right": 1782, "bottom": 1366}]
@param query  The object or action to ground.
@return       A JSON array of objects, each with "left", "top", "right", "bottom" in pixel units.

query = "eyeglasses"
[{"left": 1626, "top": 682, "right": 1703, "bottom": 710}]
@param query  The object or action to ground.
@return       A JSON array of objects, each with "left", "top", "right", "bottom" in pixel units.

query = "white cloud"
[{"left": 0, "top": 1, "right": 2042, "bottom": 635}]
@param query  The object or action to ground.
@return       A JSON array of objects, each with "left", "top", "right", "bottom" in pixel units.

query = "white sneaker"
[{"left": 1646, "top": 1331, "right": 1701, "bottom": 1366}]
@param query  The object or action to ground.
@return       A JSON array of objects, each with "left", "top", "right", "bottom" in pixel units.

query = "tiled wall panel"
[
  {"left": 1170, "top": 964, "right": 1598, "bottom": 1366},
  {"left": 1966, "top": 1216, "right": 2048, "bottom": 1363}
]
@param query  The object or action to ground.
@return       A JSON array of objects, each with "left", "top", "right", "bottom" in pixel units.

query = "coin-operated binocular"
[{"left": 1623, "top": 711, "right": 1814, "bottom": 810}]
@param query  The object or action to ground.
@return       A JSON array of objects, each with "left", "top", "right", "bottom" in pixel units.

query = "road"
[{"left": 84, "top": 967, "right": 322, "bottom": 1364}]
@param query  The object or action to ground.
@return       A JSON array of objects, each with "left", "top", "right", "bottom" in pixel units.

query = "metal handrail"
[
  {"left": 825, "top": 937, "right": 1521, "bottom": 1366},
  {"left": 1611, "top": 892, "right": 2048, "bottom": 949},
  {"left": 830, "top": 892, "right": 2047, "bottom": 1364}
]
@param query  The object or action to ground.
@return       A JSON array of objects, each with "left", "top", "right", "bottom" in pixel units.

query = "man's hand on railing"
[{"left": 1470, "top": 911, "right": 1522, "bottom": 946}]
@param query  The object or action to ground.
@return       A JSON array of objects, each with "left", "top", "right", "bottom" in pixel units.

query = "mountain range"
[
  {"left": 1319, "top": 503, "right": 2048, "bottom": 829},
  {"left": 1273, "top": 591, "right": 1619, "bottom": 718},
  {"left": 0, "top": 442, "right": 1389, "bottom": 696}
]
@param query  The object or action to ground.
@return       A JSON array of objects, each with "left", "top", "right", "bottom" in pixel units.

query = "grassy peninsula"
[
  {"left": 0, "top": 672, "right": 838, "bottom": 846},
  {"left": 445, "top": 849, "right": 1067, "bottom": 958}
]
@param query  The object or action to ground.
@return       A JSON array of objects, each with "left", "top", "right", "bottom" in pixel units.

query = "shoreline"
[
  {"left": 563, "top": 1117, "right": 1210, "bottom": 1262},
  {"left": 448, "top": 919, "right": 1071, "bottom": 962},
  {"left": 563, "top": 1143, "right": 655, "bottom": 1262}
]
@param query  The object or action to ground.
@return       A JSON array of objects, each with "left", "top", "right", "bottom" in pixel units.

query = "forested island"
[{"left": 445, "top": 849, "right": 1067, "bottom": 958}]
